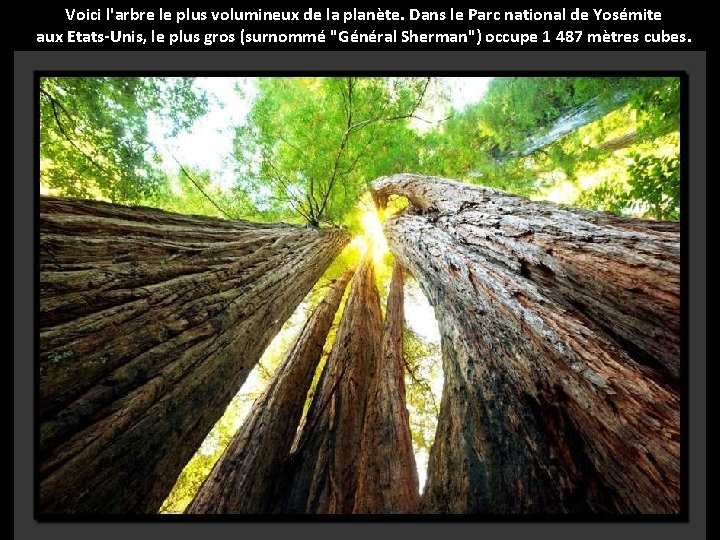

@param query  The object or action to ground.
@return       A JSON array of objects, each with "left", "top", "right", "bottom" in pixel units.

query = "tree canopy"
[
  {"left": 420, "top": 76, "right": 680, "bottom": 218},
  {"left": 40, "top": 77, "right": 208, "bottom": 203},
  {"left": 40, "top": 76, "right": 680, "bottom": 222},
  {"left": 233, "top": 77, "right": 428, "bottom": 227}
]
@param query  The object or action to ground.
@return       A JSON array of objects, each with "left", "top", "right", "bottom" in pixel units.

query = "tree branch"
[
  {"left": 40, "top": 87, "right": 108, "bottom": 175},
  {"left": 403, "top": 357, "right": 440, "bottom": 417},
  {"left": 265, "top": 159, "right": 313, "bottom": 222},
  {"left": 167, "top": 152, "right": 235, "bottom": 220},
  {"left": 274, "top": 134, "right": 318, "bottom": 220},
  {"left": 314, "top": 78, "right": 356, "bottom": 222}
]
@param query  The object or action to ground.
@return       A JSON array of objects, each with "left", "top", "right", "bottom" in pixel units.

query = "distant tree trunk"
[
  {"left": 186, "top": 270, "right": 354, "bottom": 514},
  {"left": 354, "top": 260, "right": 420, "bottom": 513},
  {"left": 39, "top": 197, "right": 349, "bottom": 514},
  {"left": 597, "top": 130, "right": 638, "bottom": 152},
  {"left": 373, "top": 174, "right": 680, "bottom": 513},
  {"left": 279, "top": 256, "right": 383, "bottom": 513},
  {"left": 506, "top": 91, "right": 630, "bottom": 159}
]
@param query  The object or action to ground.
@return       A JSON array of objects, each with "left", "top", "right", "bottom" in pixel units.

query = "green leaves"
[
  {"left": 419, "top": 76, "right": 680, "bottom": 220},
  {"left": 40, "top": 77, "right": 208, "bottom": 204},
  {"left": 40, "top": 75, "right": 680, "bottom": 226},
  {"left": 233, "top": 77, "right": 426, "bottom": 228},
  {"left": 578, "top": 152, "right": 680, "bottom": 220},
  {"left": 626, "top": 154, "right": 680, "bottom": 220},
  {"left": 403, "top": 327, "right": 441, "bottom": 455}
]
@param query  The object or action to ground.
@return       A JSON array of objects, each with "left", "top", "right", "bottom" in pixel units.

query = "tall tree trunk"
[
  {"left": 279, "top": 256, "right": 383, "bottom": 513},
  {"left": 186, "top": 270, "right": 354, "bottom": 514},
  {"left": 373, "top": 174, "right": 680, "bottom": 379},
  {"left": 354, "top": 260, "right": 420, "bottom": 513},
  {"left": 39, "top": 197, "right": 349, "bottom": 513},
  {"left": 373, "top": 174, "right": 680, "bottom": 513}
]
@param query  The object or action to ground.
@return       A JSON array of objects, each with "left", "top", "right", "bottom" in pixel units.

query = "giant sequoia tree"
[
  {"left": 39, "top": 197, "right": 349, "bottom": 513},
  {"left": 373, "top": 174, "right": 680, "bottom": 513}
]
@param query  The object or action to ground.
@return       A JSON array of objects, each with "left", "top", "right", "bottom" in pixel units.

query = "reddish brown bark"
[
  {"left": 373, "top": 174, "right": 680, "bottom": 380},
  {"left": 39, "top": 197, "right": 349, "bottom": 513},
  {"left": 279, "top": 256, "right": 383, "bottom": 513},
  {"left": 186, "top": 270, "right": 353, "bottom": 514},
  {"left": 373, "top": 174, "right": 680, "bottom": 513},
  {"left": 353, "top": 260, "right": 420, "bottom": 513}
]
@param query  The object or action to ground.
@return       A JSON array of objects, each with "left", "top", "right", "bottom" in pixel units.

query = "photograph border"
[{"left": 33, "top": 70, "right": 689, "bottom": 523}]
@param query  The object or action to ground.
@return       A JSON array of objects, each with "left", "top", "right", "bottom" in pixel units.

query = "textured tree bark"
[
  {"left": 279, "top": 256, "right": 383, "bottom": 513},
  {"left": 373, "top": 174, "right": 680, "bottom": 513},
  {"left": 373, "top": 174, "right": 680, "bottom": 379},
  {"left": 39, "top": 197, "right": 350, "bottom": 513},
  {"left": 353, "top": 260, "right": 420, "bottom": 513},
  {"left": 186, "top": 270, "right": 353, "bottom": 514}
]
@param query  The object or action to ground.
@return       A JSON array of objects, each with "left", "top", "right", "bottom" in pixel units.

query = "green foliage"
[
  {"left": 233, "top": 77, "right": 427, "bottom": 228},
  {"left": 420, "top": 76, "right": 680, "bottom": 219},
  {"left": 577, "top": 151, "right": 680, "bottom": 220},
  {"left": 628, "top": 77, "right": 681, "bottom": 141},
  {"left": 40, "top": 75, "right": 680, "bottom": 223},
  {"left": 40, "top": 77, "right": 208, "bottom": 204},
  {"left": 478, "top": 77, "right": 577, "bottom": 149},
  {"left": 625, "top": 153, "right": 680, "bottom": 219},
  {"left": 142, "top": 166, "right": 258, "bottom": 220},
  {"left": 403, "top": 328, "right": 441, "bottom": 455}
]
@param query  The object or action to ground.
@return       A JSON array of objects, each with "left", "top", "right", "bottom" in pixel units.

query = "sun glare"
[{"left": 354, "top": 195, "right": 389, "bottom": 267}]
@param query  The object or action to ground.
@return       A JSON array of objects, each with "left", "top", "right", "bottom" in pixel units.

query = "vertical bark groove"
[
  {"left": 186, "top": 270, "right": 353, "bottom": 513},
  {"left": 354, "top": 260, "right": 420, "bottom": 513},
  {"left": 40, "top": 197, "right": 349, "bottom": 513},
  {"left": 373, "top": 174, "right": 680, "bottom": 514},
  {"left": 279, "top": 256, "right": 383, "bottom": 513}
]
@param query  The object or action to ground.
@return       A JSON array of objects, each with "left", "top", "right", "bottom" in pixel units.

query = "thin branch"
[
  {"left": 256, "top": 361, "right": 273, "bottom": 380},
  {"left": 344, "top": 77, "right": 430, "bottom": 135},
  {"left": 40, "top": 87, "right": 77, "bottom": 129},
  {"left": 40, "top": 88, "right": 108, "bottom": 175},
  {"left": 319, "top": 216, "right": 338, "bottom": 227},
  {"left": 306, "top": 193, "right": 318, "bottom": 224},
  {"left": 316, "top": 131, "right": 351, "bottom": 220},
  {"left": 314, "top": 78, "right": 355, "bottom": 221},
  {"left": 276, "top": 134, "right": 310, "bottom": 162},
  {"left": 404, "top": 357, "right": 440, "bottom": 417},
  {"left": 413, "top": 77, "right": 431, "bottom": 112},
  {"left": 274, "top": 135, "right": 318, "bottom": 220},
  {"left": 341, "top": 131, "right": 377, "bottom": 176},
  {"left": 167, "top": 152, "right": 235, "bottom": 220},
  {"left": 265, "top": 159, "right": 312, "bottom": 222}
]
